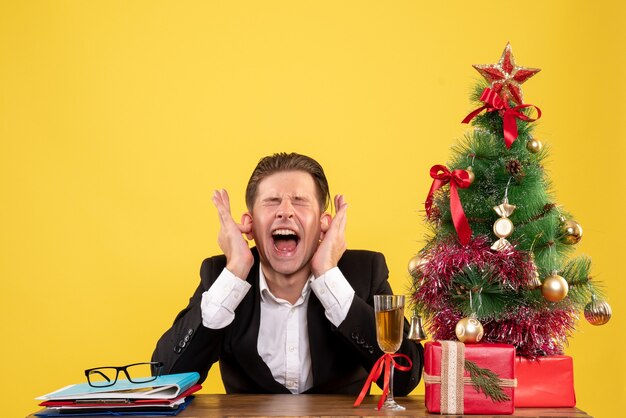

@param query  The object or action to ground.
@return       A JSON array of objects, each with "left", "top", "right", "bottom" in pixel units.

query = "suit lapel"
[{"left": 307, "top": 290, "right": 332, "bottom": 387}]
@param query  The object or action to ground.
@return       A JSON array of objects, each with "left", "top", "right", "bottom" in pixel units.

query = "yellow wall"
[{"left": 1, "top": 2, "right": 623, "bottom": 417}]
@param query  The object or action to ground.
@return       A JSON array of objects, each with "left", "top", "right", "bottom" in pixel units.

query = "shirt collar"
[{"left": 258, "top": 264, "right": 313, "bottom": 306}]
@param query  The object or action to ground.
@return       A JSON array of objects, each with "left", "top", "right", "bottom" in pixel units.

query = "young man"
[{"left": 152, "top": 152, "right": 423, "bottom": 394}]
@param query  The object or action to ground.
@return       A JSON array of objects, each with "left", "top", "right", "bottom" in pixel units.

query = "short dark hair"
[{"left": 245, "top": 153, "right": 330, "bottom": 211}]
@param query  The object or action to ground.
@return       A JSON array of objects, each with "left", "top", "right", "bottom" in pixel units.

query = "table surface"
[{"left": 29, "top": 394, "right": 591, "bottom": 418}]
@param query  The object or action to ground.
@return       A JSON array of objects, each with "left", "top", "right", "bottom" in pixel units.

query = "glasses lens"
[
  {"left": 87, "top": 368, "right": 118, "bottom": 387},
  {"left": 125, "top": 363, "right": 158, "bottom": 383}
]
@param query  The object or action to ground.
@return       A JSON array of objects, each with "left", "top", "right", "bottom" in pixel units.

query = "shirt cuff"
[
  {"left": 201, "top": 268, "right": 251, "bottom": 329},
  {"left": 310, "top": 267, "right": 355, "bottom": 327}
]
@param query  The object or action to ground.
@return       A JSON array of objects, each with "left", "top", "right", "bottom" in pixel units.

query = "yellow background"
[{"left": 1, "top": 1, "right": 624, "bottom": 417}]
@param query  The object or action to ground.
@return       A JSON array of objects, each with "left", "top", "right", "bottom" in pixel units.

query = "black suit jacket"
[{"left": 152, "top": 248, "right": 423, "bottom": 395}]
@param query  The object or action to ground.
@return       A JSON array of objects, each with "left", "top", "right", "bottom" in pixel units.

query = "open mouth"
[{"left": 272, "top": 228, "right": 300, "bottom": 254}]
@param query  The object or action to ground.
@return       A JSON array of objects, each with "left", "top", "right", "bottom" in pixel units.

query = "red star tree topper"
[{"left": 472, "top": 42, "right": 540, "bottom": 105}]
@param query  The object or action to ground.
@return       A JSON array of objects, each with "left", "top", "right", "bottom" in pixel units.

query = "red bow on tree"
[
  {"left": 462, "top": 87, "right": 541, "bottom": 149},
  {"left": 425, "top": 165, "right": 472, "bottom": 245}
]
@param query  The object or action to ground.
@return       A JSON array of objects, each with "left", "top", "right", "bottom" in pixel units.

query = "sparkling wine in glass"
[{"left": 373, "top": 294, "right": 405, "bottom": 411}]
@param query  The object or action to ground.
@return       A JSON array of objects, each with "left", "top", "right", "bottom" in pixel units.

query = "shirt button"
[
  {"left": 319, "top": 288, "right": 326, "bottom": 294},
  {"left": 289, "top": 346, "right": 295, "bottom": 352},
  {"left": 233, "top": 292, "right": 240, "bottom": 299}
]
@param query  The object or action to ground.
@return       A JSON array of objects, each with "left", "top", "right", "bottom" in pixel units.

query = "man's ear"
[
  {"left": 241, "top": 212, "right": 254, "bottom": 240},
  {"left": 319, "top": 213, "right": 332, "bottom": 239}
]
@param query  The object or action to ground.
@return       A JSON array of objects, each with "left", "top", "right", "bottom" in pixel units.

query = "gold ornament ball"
[
  {"left": 560, "top": 220, "right": 583, "bottom": 245},
  {"left": 527, "top": 138, "right": 543, "bottom": 153},
  {"left": 541, "top": 273, "right": 569, "bottom": 302},
  {"left": 455, "top": 316, "right": 484, "bottom": 343},
  {"left": 408, "top": 254, "right": 428, "bottom": 277},
  {"left": 584, "top": 298, "right": 612, "bottom": 325},
  {"left": 466, "top": 166, "right": 475, "bottom": 184}
]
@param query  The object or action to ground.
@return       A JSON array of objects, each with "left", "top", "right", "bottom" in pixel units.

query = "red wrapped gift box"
[
  {"left": 424, "top": 341, "right": 516, "bottom": 415},
  {"left": 515, "top": 355, "right": 576, "bottom": 407}
]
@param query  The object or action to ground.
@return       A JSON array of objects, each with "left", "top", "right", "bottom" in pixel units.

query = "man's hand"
[
  {"left": 212, "top": 189, "right": 254, "bottom": 279},
  {"left": 311, "top": 194, "right": 348, "bottom": 278}
]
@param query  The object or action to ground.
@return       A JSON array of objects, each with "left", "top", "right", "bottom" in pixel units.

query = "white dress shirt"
[{"left": 200, "top": 265, "right": 355, "bottom": 393}]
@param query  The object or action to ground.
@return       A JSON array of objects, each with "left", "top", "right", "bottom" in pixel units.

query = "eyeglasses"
[{"left": 84, "top": 362, "right": 164, "bottom": 388}]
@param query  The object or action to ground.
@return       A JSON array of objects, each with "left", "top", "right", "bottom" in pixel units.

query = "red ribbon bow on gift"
[
  {"left": 353, "top": 353, "right": 412, "bottom": 410},
  {"left": 462, "top": 87, "right": 542, "bottom": 149},
  {"left": 425, "top": 165, "right": 472, "bottom": 246}
]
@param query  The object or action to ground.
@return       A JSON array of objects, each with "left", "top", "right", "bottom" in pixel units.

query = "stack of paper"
[{"left": 35, "top": 372, "right": 201, "bottom": 417}]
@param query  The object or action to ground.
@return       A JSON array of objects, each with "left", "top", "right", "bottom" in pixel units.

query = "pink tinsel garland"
[{"left": 412, "top": 236, "right": 577, "bottom": 358}]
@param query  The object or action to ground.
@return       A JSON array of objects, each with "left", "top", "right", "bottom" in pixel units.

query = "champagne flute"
[{"left": 373, "top": 294, "right": 406, "bottom": 411}]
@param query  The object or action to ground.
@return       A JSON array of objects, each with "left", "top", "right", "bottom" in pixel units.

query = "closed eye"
[
  {"left": 261, "top": 197, "right": 282, "bottom": 206},
  {"left": 291, "top": 196, "right": 311, "bottom": 206}
]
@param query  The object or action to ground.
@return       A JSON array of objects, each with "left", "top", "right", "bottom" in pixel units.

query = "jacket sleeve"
[
  {"left": 151, "top": 256, "right": 228, "bottom": 384},
  {"left": 336, "top": 251, "right": 424, "bottom": 395}
]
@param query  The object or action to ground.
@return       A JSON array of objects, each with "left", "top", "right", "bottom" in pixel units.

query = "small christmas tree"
[{"left": 409, "top": 43, "right": 611, "bottom": 358}]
